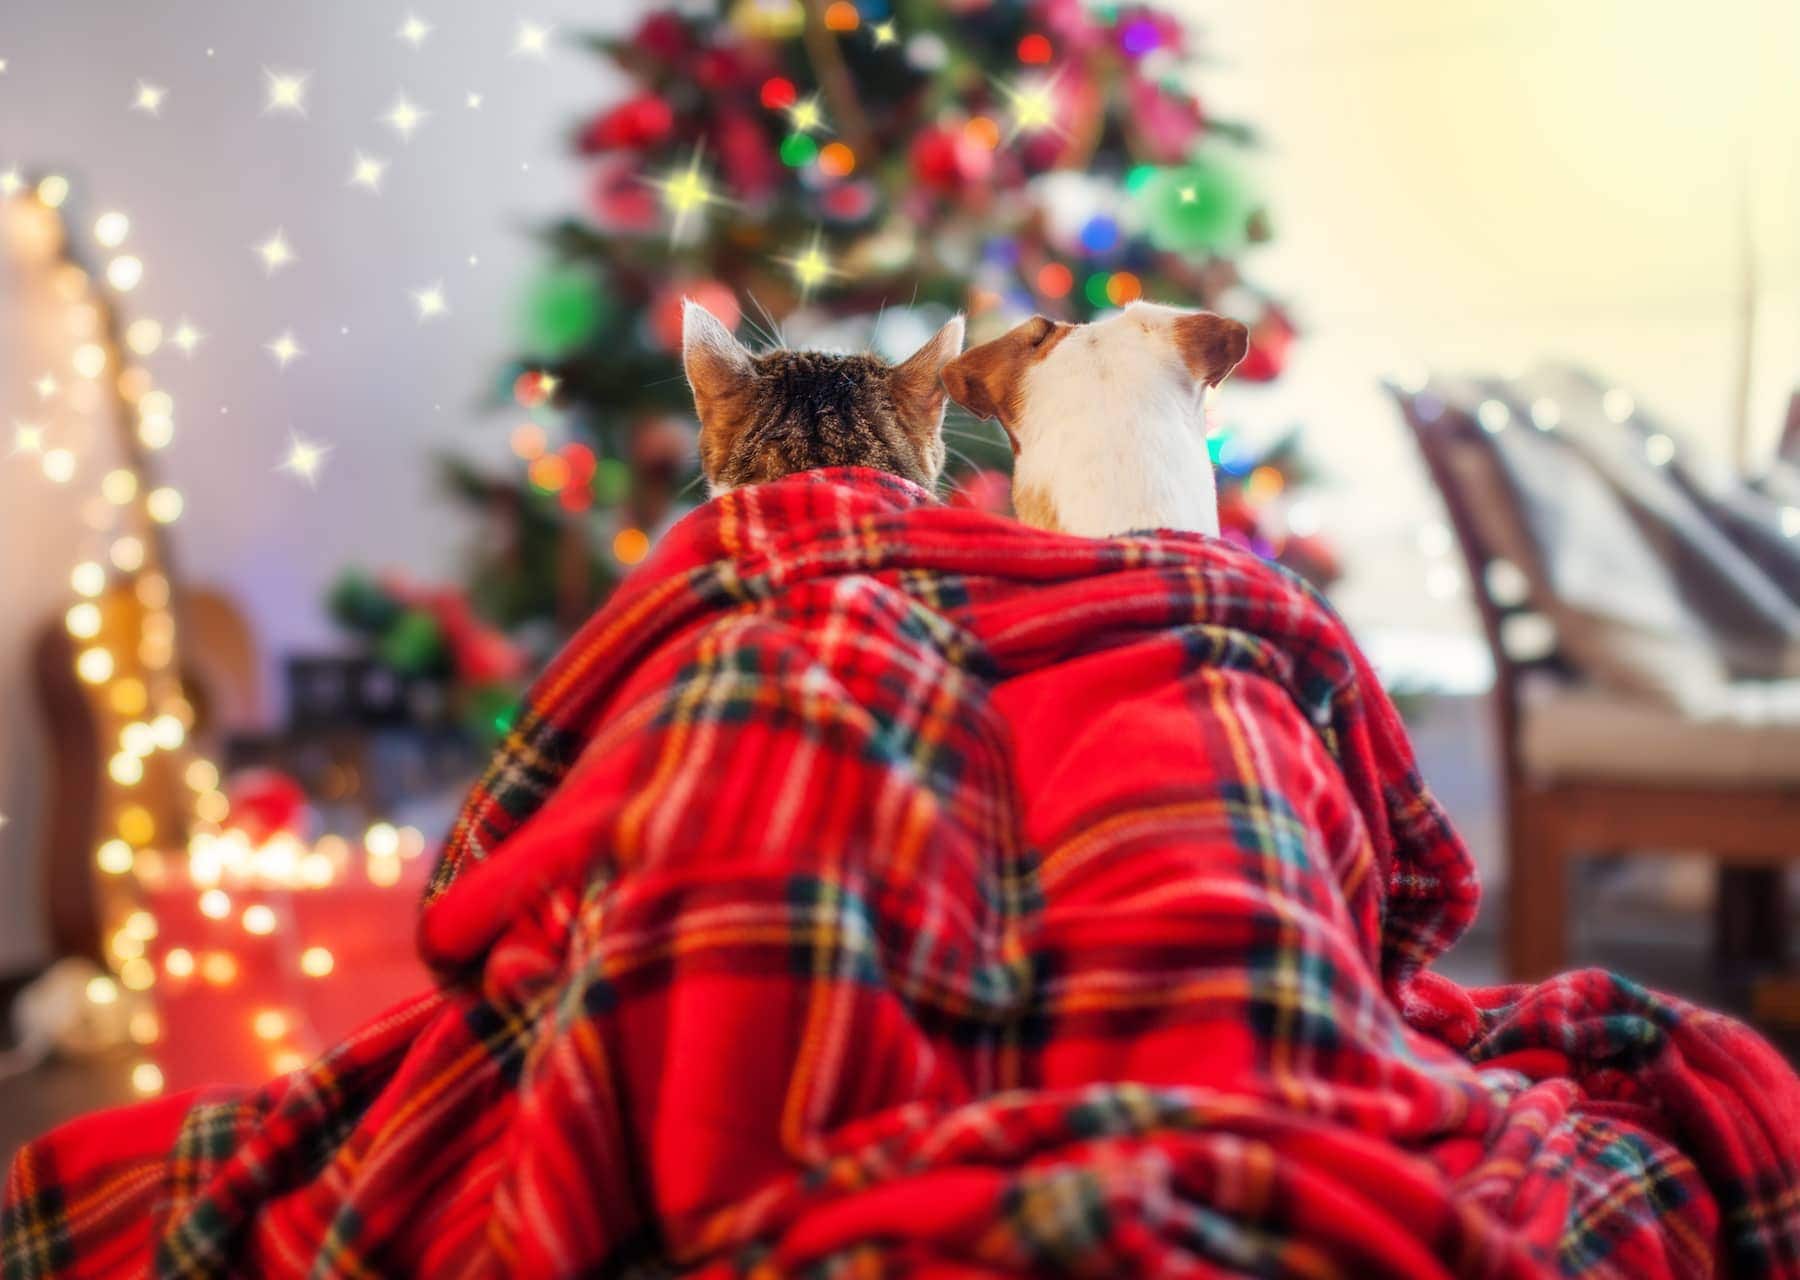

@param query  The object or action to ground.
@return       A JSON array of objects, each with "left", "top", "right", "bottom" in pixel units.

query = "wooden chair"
[{"left": 1393, "top": 386, "right": 1800, "bottom": 982}]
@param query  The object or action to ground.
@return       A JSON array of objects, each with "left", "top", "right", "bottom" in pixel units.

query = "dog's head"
[{"left": 939, "top": 301, "right": 1249, "bottom": 454}]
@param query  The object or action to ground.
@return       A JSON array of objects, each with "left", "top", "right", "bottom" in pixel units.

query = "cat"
[
  {"left": 681, "top": 300, "right": 965, "bottom": 496},
  {"left": 940, "top": 301, "right": 1248, "bottom": 538}
]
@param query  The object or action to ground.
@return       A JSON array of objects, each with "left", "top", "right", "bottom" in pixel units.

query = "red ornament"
[
  {"left": 513, "top": 371, "right": 553, "bottom": 408},
  {"left": 909, "top": 125, "right": 996, "bottom": 192},
  {"left": 712, "top": 109, "right": 779, "bottom": 201},
  {"left": 1018, "top": 33, "right": 1053, "bottom": 64},
  {"left": 588, "top": 157, "right": 660, "bottom": 232},
  {"left": 223, "top": 768, "right": 311, "bottom": 845},
  {"left": 822, "top": 179, "right": 877, "bottom": 222},
  {"left": 760, "top": 76, "right": 797, "bottom": 110},
  {"left": 651, "top": 280, "right": 740, "bottom": 352},
  {"left": 632, "top": 11, "right": 692, "bottom": 61},
  {"left": 579, "top": 93, "right": 675, "bottom": 153},
  {"left": 1236, "top": 307, "right": 1296, "bottom": 383}
]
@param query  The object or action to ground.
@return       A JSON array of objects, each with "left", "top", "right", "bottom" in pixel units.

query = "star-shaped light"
[
  {"left": 262, "top": 68, "right": 309, "bottom": 115},
  {"left": 870, "top": 20, "right": 899, "bottom": 47},
  {"left": 264, "top": 330, "right": 304, "bottom": 368},
  {"left": 1178, "top": 185, "right": 1198, "bottom": 204},
  {"left": 644, "top": 147, "right": 729, "bottom": 244},
  {"left": 787, "top": 94, "right": 827, "bottom": 135},
  {"left": 131, "top": 80, "right": 167, "bottom": 115},
  {"left": 349, "top": 151, "right": 388, "bottom": 191},
  {"left": 774, "top": 228, "right": 842, "bottom": 301},
  {"left": 411, "top": 283, "right": 448, "bottom": 320},
  {"left": 11, "top": 422, "right": 45, "bottom": 455},
  {"left": 0, "top": 168, "right": 21, "bottom": 197},
  {"left": 381, "top": 93, "right": 427, "bottom": 140},
  {"left": 170, "top": 319, "right": 204, "bottom": 355},
  {"left": 397, "top": 14, "right": 433, "bottom": 46},
  {"left": 513, "top": 21, "right": 553, "bottom": 57},
  {"left": 277, "top": 431, "right": 331, "bottom": 486},
  {"left": 466, "top": 91, "right": 483, "bottom": 109},
  {"left": 254, "top": 228, "right": 296, "bottom": 274},
  {"left": 33, "top": 372, "right": 58, "bottom": 400},
  {"left": 996, "top": 71, "right": 1066, "bottom": 140}
]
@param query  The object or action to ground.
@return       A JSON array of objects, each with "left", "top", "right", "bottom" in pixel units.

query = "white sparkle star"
[
  {"left": 349, "top": 151, "right": 388, "bottom": 191},
  {"left": 465, "top": 91, "right": 483, "bottom": 109},
  {"left": 774, "top": 227, "right": 841, "bottom": 301},
  {"left": 262, "top": 68, "right": 309, "bottom": 116},
  {"left": 264, "top": 330, "right": 304, "bottom": 368},
  {"left": 254, "top": 228, "right": 296, "bottom": 274},
  {"left": 0, "top": 168, "right": 21, "bottom": 197},
  {"left": 513, "top": 21, "right": 552, "bottom": 58},
  {"left": 381, "top": 93, "right": 427, "bottom": 140},
  {"left": 33, "top": 372, "right": 57, "bottom": 400},
  {"left": 786, "top": 94, "right": 827, "bottom": 135},
  {"left": 132, "top": 80, "right": 167, "bottom": 116},
  {"left": 870, "top": 20, "right": 899, "bottom": 47},
  {"left": 644, "top": 147, "right": 731, "bottom": 244},
  {"left": 277, "top": 431, "right": 331, "bottom": 486},
  {"left": 397, "top": 14, "right": 433, "bottom": 46},
  {"left": 11, "top": 422, "right": 45, "bottom": 455},
  {"left": 170, "top": 320, "right": 204, "bottom": 355},
  {"left": 411, "top": 283, "right": 448, "bottom": 320}
]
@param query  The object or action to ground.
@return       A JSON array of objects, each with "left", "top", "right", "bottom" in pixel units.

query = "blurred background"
[{"left": 3, "top": 0, "right": 1798, "bottom": 1157}]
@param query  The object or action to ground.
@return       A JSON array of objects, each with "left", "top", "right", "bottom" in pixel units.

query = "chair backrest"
[{"left": 1387, "top": 385, "right": 1530, "bottom": 793}]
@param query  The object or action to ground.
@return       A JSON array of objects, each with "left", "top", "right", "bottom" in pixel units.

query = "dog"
[{"left": 940, "top": 301, "right": 1249, "bottom": 538}]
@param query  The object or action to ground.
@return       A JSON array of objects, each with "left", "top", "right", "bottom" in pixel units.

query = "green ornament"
[
  {"left": 779, "top": 134, "right": 818, "bottom": 168},
  {"left": 1139, "top": 159, "right": 1252, "bottom": 255},
  {"left": 376, "top": 609, "right": 446, "bottom": 677},
  {"left": 1084, "top": 272, "right": 1112, "bottom": 309},
  {"left": 593, "top": 457, "right": 632, "bottom": 505},
  {"left": 327, "top": 568, "right": 402, "bottom": 635},
  {"left": 1124, "top": 164, "right": 1158, "bottom": 195},
  {"left": 522, "top": 266, "right": 607, "bottom": 357}
]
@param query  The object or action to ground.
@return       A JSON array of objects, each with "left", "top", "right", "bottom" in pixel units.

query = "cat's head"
[
  {"left": 939, "top": 301, "right": 1248, "bottom": 455},
  {"left": 682, "top": 300, "right": 964, "bottom": 497}
]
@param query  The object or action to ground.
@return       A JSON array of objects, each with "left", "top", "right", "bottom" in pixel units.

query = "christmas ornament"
[
  {"left": 223, "top": 769, "right": 311, "bottom": 845},
  {"left": 522, "top": 266, "right": 607, "bottom": 357}
]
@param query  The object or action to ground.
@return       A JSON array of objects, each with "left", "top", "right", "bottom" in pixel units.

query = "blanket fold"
[{"left": 7, "top": 467, "right": 1797, "bottom": 1278}]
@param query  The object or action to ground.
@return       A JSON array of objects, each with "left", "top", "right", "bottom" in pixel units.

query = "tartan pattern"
[{"left": 7, "top": 467, "right": 1798, "bottom": 1278}]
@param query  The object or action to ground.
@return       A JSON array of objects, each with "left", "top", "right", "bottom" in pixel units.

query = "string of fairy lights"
[{"left": 4, "top": 177, "right": 427, "bottom": 1096}]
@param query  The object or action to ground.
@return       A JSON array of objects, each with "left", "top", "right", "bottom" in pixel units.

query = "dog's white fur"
[{"left": 943, "top": 301, "right": 1248, "bottom": 539}]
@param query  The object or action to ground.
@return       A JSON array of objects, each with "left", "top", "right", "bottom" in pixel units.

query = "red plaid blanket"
[{"left": 7, "top": 468, "right": 1798, "bottom": 1278}]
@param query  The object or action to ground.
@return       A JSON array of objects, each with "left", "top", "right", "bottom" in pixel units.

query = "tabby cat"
[{"left": 681, "top": 299, "right": 964, "bottom": 496}]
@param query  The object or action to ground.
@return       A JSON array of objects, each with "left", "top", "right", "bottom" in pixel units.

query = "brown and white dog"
[{"left": 940, "top": 301, "right": 1249, "bottom": 538}]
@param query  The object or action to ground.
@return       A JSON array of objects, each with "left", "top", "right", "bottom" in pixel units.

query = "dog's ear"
[
  {"left": 1172, "top": 312, "right": 1250, "bottom": 388},
  {"left": 941, "top": 318, "right": 1050, "bottom": 454},
  {"left": 888, "top": 315, "right": 964, "bottom": 442}
]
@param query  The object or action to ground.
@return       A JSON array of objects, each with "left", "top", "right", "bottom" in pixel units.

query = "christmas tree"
[{"left": 345, "top": 0, "right": 1335, "bottom": 719}]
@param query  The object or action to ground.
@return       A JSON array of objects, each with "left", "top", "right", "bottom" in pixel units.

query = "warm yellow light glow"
[
  {"left": 171, "top": 320, "right": 203, "bottom": 355},
  {"left": 120, "top": 957, "right": 155, "bottom": 991},
  {"left": 186, "top": 758, "right": 220, "bottom": 792},
  {"left": 124, "top": 910, "right": 157, "bottom": 941},
  {"left": 139, "top": 389, "right": 172, "bottom": 419},
  {"left": 97, "top": 839, "right": 135, "bottom": 875},
  {"left": 299, "top": 946, "right": 335, "bottom": 977},
  {"left": 102, "top": 468, "right": 138, "bottom": 504},
  {"left": 130, "top": 1062, "right": 164, "bottom": 1096},
  {"left": 65, "top": 603, "right": 101, "bottom": 639},
  {"left": 164, "top": 947, "right": 195, "bottom": 977},
  {"left": 106, "top": 255, "right": 144, "bottom": 291},
  {"left": 112, "top": 929, "right": 145, "bottom": 961},
  {"left": 253, "top": 1009, "right": 290, "bottom": 1041},
  {"left": 271, "top": 1051, "right": 307, "bottom": 1075},
  {"left": 265, "top": 331, "right": 304, "bottom": 368},
  {"left": 86, "top": 975, "right": 119, "bottom": 1006},
  {"left": 130, "top": 1009, "right": 160, "bottom": 1044},
  {"left": 198, "top": 889, "right": 231, "bottom": 920},
  {"left": 646, "top": 148, "right": 727, "bottom": 242},
  {"left": 109, "top": 752, "right": 145, "bottom": 786},
  {"left": 41, "top": 448, "right": 75, "bottom": 483},
  {"left": 147, "top": 487, "right": 183, "bottom": 523},
  {"left": 151, "top": 714, "right": 185, "bottom": 749},
  {"left": 139, "top": 416, "right": 174, "bottom": 450},
  {"left": 299, "top": 851, "right": 335, "bottom": 887},
  {"left": 72, "top": 561, "right": 106, "bottom": 596},
  {"left": 254, "top": 228, "right": 296, "bottom": 274},
  {"left": 108, "top": 678, "right": 148, "bottom": 716},
  {"left": 381, "top": 93, "right": 428, "bottom": 139},
  {"left": 37, "top": 175, "right": 69, "bottom": 207},
  {"left": 996, "top": 72, "right": 1066, "bottom": 139},
  {"left": 278, "top": 431, "right": 331, "bottom": 483},
  {"left": 121, "top": 721, "right": 156, "bottom": 757},
  {"left": 195, "top": 790, "right": 230, "bottom": 823},
  {"left": 201, "top": 951, "right": 238, "bottom": 985},
  {"left": 263, "top": 68, "right": 309, "bottom": 115},
  {"left": 367, "top": 854, "right": 402, "bottom": 887},
  {"left": 76, "top": 647, "right": 115, "bottom": 684},
  {"left": 118, "top": 806, "right": 155, "bottom": 845},
  {"left": 242, "top": 904, "right": 278, "bottom": 935},
  {"left": 93, "top": 211, "right": 130, "bottom": 247},
  {"left": 110, "top": 536, "right": 146, "bottom": 572},
  {"left": 364, "top": 822, "right": 399, "bottom": 857},
  {"left": 72, "top": 343, "right": 106, "bottom": 379},
  {"left": 126, "top": 319, "right": 163, "bottom": 355}
]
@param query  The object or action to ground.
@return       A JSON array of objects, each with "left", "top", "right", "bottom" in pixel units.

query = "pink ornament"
[
  {"left": 588, "top": 157, "right": 660, "bottom": 233},
  {"left": 653, "top": 280, "right": 740, "bottom": 352},
  {"left": 1128, "top": 77, "right": 1204, "bottom": 163},
  {"left": 578, "top": 94, "right": 676, "bottom": 153}
]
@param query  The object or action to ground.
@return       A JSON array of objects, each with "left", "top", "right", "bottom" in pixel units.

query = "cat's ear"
[
  {"left": 888, "top": 315, "right": 964, "bottom": 440},
  {"left": 1172, "top": 311, "right": 1249, "bottom": 388},
  {"left": 682, "top": 298, "right": 754, "bottom": 424}
]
